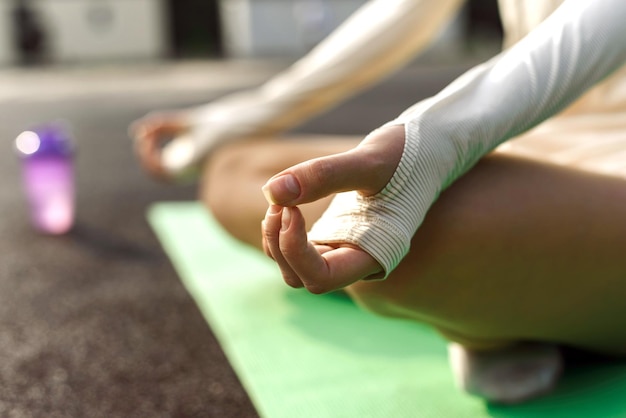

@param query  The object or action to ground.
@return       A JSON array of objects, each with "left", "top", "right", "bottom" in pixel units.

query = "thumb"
[
  {"left": 262, "top": 125, "right": 405, "bottom": 206},
  {"left": 261, "top": 152, "right": 392, "bottom": 207}
]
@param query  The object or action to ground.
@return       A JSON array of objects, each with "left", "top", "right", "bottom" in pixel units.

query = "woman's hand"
[
  {"left": 261, "top": 125, "right": 405, "bottom": 293},
  {"left": 262, "top": 205, "right": 382, "bottom": 294},
  {"left": 129, "top": 111, "right": 189, "bottom": 181}
]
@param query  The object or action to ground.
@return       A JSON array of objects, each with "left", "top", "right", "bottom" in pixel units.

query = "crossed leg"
[{"left": 201, "top": 134, "right": 626, "bottom": 401}]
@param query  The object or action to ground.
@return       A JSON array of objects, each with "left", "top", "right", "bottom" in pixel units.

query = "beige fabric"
[
  {"left": 499, "top": 0, "right": 626, "bottom": 136},
  {"left": 499, "top": 0, "right": 626, "bottom": 176}
]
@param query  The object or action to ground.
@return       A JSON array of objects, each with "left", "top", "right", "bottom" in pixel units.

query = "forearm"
[
  {"left": 309, "top": 0, "right": 626, "bottom": 276},
  {"left": 392, "top": 0, "right": 626, "bottom": 187}
]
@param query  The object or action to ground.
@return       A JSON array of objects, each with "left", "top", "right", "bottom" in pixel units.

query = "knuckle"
[
  {"left": 277, "top": 243, "right": 296, "bottom": 259},
  {"left": 303, "top": 280, "right": 330, "bottom": 295},
  {"left": 277, "top": 233, "right": 303, "bottom": 258},
  {"left": 263, "top": 237, "right": 280, "bottom": 258},
  {"left": 304, "top": 285, "right": 327, "bottom": 295},
  {"left": 263, "top": 228, "right": 276, "bottom": 246},
  {"left": 304, "top": 158, "right": 335, "bottom": 186},
  {"left": 284, "top": 277, "right": 303, "bottom": 288},
  {"left": 261, "top": 239, "right": 274, "bottom": 260}
]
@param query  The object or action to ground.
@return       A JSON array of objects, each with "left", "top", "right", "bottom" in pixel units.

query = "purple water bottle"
[{"left": 15, "top": 123, "right": 76, "bottom": 235}]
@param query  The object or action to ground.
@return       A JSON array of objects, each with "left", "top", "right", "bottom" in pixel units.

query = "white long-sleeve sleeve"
[
  {"left": 161, "top": 0, "right": 465, "bottom": 175},
  {"left": 308, "top": 0, "right": 626, "bottom": 278}
]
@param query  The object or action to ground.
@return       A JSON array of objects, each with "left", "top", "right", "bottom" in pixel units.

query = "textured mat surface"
[{"left": 149, "top": 202, "right": 626, "bottom": 418}]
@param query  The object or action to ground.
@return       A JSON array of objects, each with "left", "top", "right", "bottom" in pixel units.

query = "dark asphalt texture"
[{"left": 0, "top": 62, "right": 468, "bottom": 417}]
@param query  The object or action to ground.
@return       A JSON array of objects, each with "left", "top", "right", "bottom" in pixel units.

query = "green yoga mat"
[{"left": 148, "top": 202, "right": 626, "bottom": 418}]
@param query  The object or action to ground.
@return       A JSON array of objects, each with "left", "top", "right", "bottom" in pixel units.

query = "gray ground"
[{"left": 0, "top": 59, "right": 471, "bottom": 417}]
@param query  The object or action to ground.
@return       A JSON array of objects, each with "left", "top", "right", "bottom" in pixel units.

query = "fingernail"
[
  {"left": 281, "top": 207, "right": 291, "bottom": 231},
  {"left": 266, "top": 204, "right": 281, "bottom": 216},
  {"left": 261, "top": 184, "right": 274, "bottom": 204},
  {"left": 262, "top": 174, "right": 300, "bottom": 204}
]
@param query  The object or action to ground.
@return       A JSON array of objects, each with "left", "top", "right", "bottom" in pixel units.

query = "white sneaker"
[{"left": 448, "top": 342, "right": 563, "bottom": 404}]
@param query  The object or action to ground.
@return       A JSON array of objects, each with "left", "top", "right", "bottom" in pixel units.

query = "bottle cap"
[{"left": 15, "top": 122, "right": 74, "bottom": 159}]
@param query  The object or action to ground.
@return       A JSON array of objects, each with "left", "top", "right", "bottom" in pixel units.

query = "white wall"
[
  {"left": 33, "top": 0, "right": 167, "bottom": 63},
  {"left": 219, "top": 0, "right": 368, "bottom": 58},
  {"left": 218, "top": 0, "right": 466, "bottom": 59}
]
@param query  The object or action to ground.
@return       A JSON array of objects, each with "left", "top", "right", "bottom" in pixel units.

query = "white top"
[
  {"left": 168, "top": 0, "right": 626, "bottom": 277},
  {"left": 311, "top": 0, "right": 626, "bottom": 276},
  {"left": 166, "top": 0, "right": 626, "bottom": 175}
]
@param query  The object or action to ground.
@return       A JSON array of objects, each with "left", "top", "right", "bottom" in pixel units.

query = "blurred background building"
[{"left": 0, "top": 0, "right": 501, "bottom": 67}]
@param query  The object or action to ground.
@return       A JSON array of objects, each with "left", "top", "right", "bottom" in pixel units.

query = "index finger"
[{"left": 279, "top": 207, "right": 382, "bottom": 294}]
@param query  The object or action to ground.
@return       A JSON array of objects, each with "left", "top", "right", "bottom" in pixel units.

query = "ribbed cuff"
[
  {"left": 307, "top": 118, "right": 449, "bottom": 279},
  {"left": 307, "top": 191, "right": 411, "bottom": 279}
]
